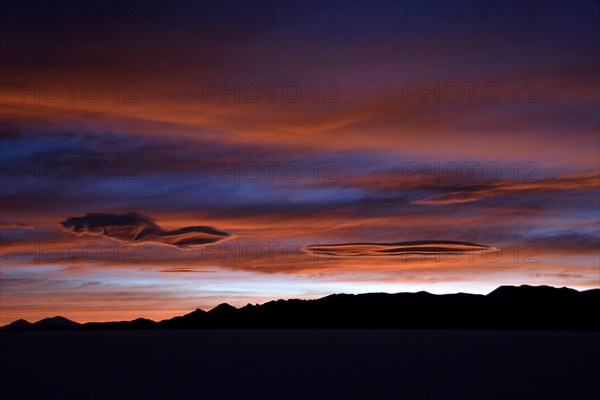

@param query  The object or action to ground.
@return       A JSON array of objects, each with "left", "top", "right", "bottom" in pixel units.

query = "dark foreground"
[{"left": 2, "top": 329, "right": 598, "bottom": 400}]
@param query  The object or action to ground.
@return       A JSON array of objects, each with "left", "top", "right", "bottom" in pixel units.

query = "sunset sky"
[{"left": 1, "top": 0, "right": 599, "bottom": 325}]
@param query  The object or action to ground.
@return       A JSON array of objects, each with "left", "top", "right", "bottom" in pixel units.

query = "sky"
[{"left": 0, "top": 0, "right": 599, "bottom": 324}]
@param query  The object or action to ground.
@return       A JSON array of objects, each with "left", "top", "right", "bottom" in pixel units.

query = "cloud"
[
  {"left": 159, "top": 268, "right": 216, "bottom": 273},
  {"left": 61, "top": 212, "right": 230, "bottom": 249},
  {"left": 0, "top": 223, "right": 33, "bottom": 229},
  {"left": 522, "top": 233, "right": 600, "bottom": 256},
  {"left": 304, "top": 240, "right": 493, "bottom": 258},
  {"left": 412, "top": 173, "right": 600, "bottom": 205}
]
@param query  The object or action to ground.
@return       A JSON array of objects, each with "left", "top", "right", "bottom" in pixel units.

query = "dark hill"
[
  {"left": 5, "top": 316, "right": 82, "bottom": 330},
  {"left": 3, "top": 319, "right": 32, "bottom": 329}
]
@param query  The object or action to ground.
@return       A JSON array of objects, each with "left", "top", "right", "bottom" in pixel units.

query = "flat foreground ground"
[{"left": 1, "top": 329, "right": 598, "bottom": 399}]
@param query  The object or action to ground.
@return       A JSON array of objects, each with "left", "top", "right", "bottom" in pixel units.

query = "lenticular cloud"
[
  {"left": 61, "top": 212, "right": 230, "bottom": 249},
  {"left": 303, "top": 240, "right": 493, "bottom": 258}
]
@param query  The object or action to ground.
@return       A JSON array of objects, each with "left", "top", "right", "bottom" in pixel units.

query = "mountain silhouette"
[
  {"left": 3, "top": 285, "right": 599, "bottom": 330},
  {"left": 3, "top": 319, "right": 32, "bottom": 329},
  {"left": 4, "top": 316, "right": 82, "bottom": 330}
]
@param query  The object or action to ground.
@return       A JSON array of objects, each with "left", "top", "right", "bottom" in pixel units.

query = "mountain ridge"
[{"left": 3, "top": 285, "right": 599, "bottom": 330}]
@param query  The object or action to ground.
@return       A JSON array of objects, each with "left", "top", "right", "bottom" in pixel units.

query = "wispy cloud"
[
  {"left": 412, "top": 173, "right": 600, "bottom": 205},
  {"left": 0, "top": 223, "right": 33, "bottom": 230}
]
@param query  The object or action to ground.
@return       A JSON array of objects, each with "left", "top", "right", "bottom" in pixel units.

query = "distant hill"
[
  {"left": 34, "top": 316, "right": 80, "bottom": 329},
  {"left": 3, "top": 319, "right": 33, "bottom": 329},
  {"left": 2, "top": 316, "right": 80, "bottom": 330},
  {"left": 2, "top": 285, "right": 599, "bottom": 330}
]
